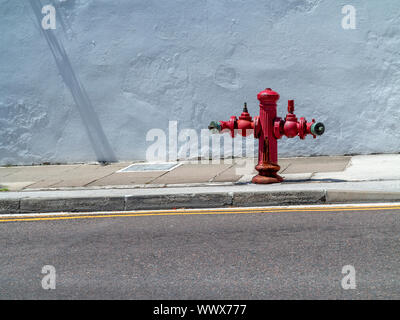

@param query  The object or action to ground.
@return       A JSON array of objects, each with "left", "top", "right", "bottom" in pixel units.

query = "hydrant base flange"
[
  {"left": 252, "top": 162, "right": 283, "bottom": 184},
  {"left": 252, "top": 175, "right": 283, "bottom": 184}
]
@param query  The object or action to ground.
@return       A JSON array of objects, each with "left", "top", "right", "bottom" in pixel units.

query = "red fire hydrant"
[{"left": 208, "top": 88, "right": 325, "bottom": 184}]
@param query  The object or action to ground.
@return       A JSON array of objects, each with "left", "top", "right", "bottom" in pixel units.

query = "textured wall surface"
[{"left": 1, "top": 0, "right": 399, "bottom": 165}]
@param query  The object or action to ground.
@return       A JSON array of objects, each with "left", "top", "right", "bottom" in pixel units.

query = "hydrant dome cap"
[{"left": 257, "top": 88, "right": 280, "bottom": 104}]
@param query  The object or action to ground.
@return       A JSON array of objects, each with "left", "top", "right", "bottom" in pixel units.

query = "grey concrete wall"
[{"left": 1, "top": 0, "right": 399, "bottom": 165}]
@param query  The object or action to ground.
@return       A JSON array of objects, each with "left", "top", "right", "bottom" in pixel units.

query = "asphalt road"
[{"left": 0, "top": 204, "right": 399, "bottom": 299}]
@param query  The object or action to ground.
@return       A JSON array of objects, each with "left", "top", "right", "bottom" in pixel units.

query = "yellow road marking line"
[
  {"left": 3, "top": 204, "right": 400, "bottom": 218},
  {"left": 1, "top": 205, "right": 400, "bottom": 223}
]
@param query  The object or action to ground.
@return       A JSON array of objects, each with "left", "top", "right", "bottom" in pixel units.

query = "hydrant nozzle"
[
  {"left": 311, "top": 122, "right": 325, "bottom": 136},
  {"left": 208, "top": 121, "right": 222, "bottom": 133}
]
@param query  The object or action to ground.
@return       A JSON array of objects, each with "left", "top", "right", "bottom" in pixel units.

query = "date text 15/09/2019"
[{"left": 153, "top": 304, "right": 247, "bottom": 317}]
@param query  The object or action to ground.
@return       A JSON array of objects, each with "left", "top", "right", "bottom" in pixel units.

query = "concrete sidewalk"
[
  {"left": 0, "top": 155, "right": 351, "bottom": 191},
  {"left": 1, "top": 154, "right": 400, "bottom": 214}
]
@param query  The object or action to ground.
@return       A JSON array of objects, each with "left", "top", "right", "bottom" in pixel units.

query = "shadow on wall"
[{"left": 29, "top": 0, "right": 116, "bottom": 163}]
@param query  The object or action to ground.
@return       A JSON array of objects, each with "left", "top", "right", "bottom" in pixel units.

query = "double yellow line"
[{"left": 1, "top": 204, "right": 400, "bottom": 223}]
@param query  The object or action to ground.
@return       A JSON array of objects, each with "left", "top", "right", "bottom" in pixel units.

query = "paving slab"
[
  {"left": 0, "top": 165, "right": 77, "bottom": 183},
  {"left": 281, "top": 173, "right": 315, "bottom": 181},
  {"left": 280, "top": 156, "right": 350, "bottom": 174},
  {"left": 87, "top": 171, "right": 166, "bottom": 186},
  {"left": 0, "top": 182, "right": 37, "bottom": 191},
  {"left": 276, "top": 159, "right": 292, "bottom": 173},
  {"left": 40, "top": 163, "right": 131, "bottom": 188},
  {"left": 312, "top": 154, "right": 400, "bottom": 181},
  {"left": 24, "top": 179, "right": 65, "bottom": 189},
  {"left": 0, "top": 167, "right": 21, "bottom": 179},
  {"left": 211, "top": 164, "right": 242, "bottom": 182},
  {"left": 0, "top": 162, "right": 133, "bottom": 189},
  {"left": 150, "top": 163, "right": 232, "bottom": 184}
]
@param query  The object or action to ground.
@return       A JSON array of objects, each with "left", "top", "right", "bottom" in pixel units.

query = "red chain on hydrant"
[{"left": 208, "top": 88, "right": 325, "bottom": 184}]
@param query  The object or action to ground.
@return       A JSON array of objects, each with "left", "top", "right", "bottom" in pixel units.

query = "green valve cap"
[
  {"left": 208, "top": 121, "right": 221, "bottom": 133},
  {"left": 311, "top": 122, "right": 325, "bottom": 136}
]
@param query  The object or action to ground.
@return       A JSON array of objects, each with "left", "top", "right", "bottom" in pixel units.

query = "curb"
[
  {"left": 325, "top": 190, "right": 400, "bottom": 203},
  {"left": 1, "top": 189, "right": 400, "bottom": 214}
]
